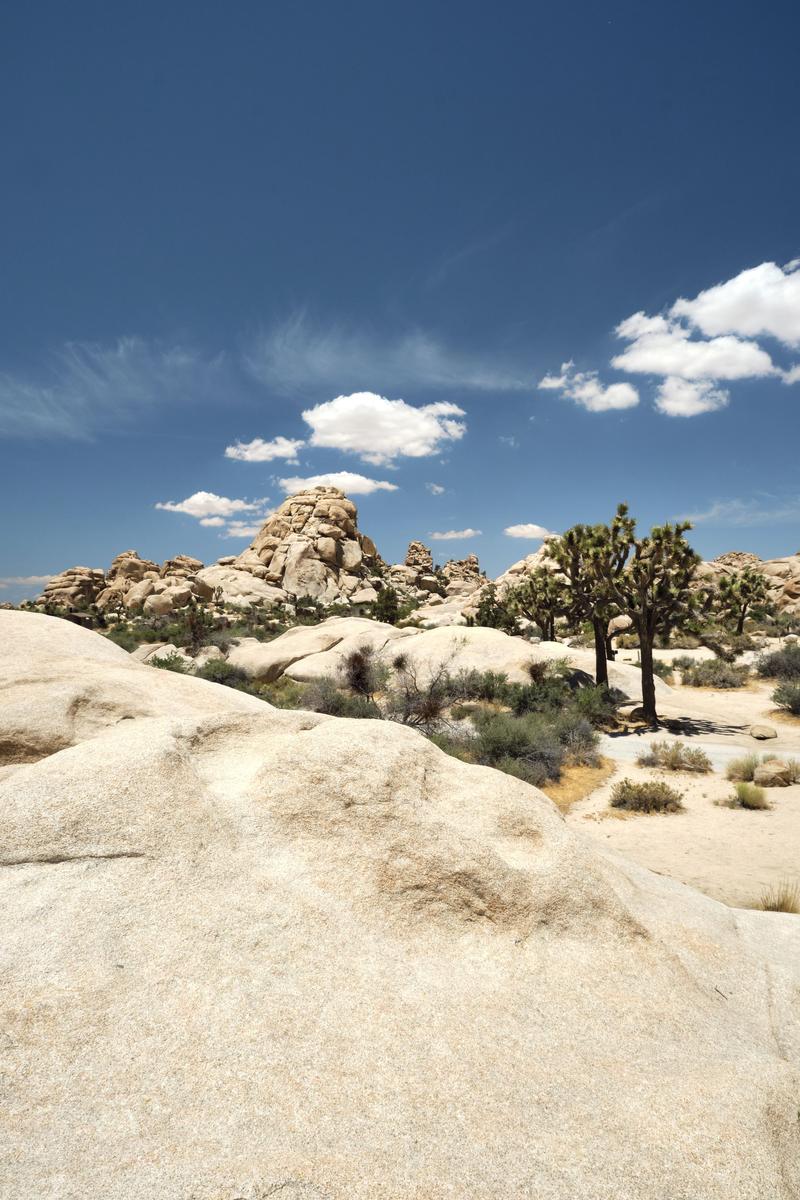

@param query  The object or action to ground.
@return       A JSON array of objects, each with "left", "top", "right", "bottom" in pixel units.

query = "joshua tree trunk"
[
  {"left": 592, "top": 616, "right": 609, "bottom": 688},
  {"left": 736, "top": 607, "right": 746, "bottom": 636},
  {"left": 604, "top": 632, "right": 616, "bottom": 661},
  {"left": 638, "top": 620, "right": 658, "bottom": 724}
]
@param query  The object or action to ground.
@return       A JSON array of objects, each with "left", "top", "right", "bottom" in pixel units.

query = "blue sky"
[{"left": 2, "top": 0, "right": 799, "bottom": 603}]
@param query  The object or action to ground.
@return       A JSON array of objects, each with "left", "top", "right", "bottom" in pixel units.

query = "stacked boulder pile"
[
  {"left": 38, "top": 552, "right": 211, "bottom": 617},
  {"left": 696, "top": 550, "right": 800, "bottom": 616}
]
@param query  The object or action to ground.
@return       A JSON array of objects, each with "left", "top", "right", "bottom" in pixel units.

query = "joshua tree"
[
  {"left": 374, "top": 584, "right": 400, "bottom": 625},
  {"left": 548, "top": 505, "right": 636, "bottom": 688},
  {"left": 716, "top": 568, "right": 771, "bottom": 635},
  {"left": 474, "top": 582, "right": 518, "bottom": 632},
  {"left": 606, "top": 521, "right": 700, "bottom": 724},
  {"left": 508, "top": 567, "right": 567, "bottom": 642}
]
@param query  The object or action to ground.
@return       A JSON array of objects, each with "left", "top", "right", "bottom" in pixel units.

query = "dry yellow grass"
[{"left": 542, "top": 757, "right": 616, "bottom": 814}]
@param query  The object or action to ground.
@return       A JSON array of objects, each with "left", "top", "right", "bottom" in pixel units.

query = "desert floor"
[{"left": 566, "top": 657, "right": 800, "bottom": 908}]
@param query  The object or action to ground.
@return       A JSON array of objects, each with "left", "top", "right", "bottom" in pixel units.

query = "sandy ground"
[{"left": 566, "top": 669, "right": 800, "bottom": 908}]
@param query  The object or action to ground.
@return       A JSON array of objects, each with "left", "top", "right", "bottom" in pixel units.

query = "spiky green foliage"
[
  {"left": 716, "top": 568, "right": 771, "bottom": 635},
  {"left": 372, "top": 584, "right": 400, "bottom": 625},
  {"left": 546, "top": 505, "right": 636, "bottom": 688},
  {"left": 506, "top": 568, "right": 567, "bottom": 641},
  {"left": 473, "top": 582, "right": 517, "bottom": 632}
]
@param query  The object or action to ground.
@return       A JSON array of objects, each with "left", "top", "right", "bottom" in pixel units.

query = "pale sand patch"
[{"left": 568, "top": 678, "right": 800, "bottom": 908}]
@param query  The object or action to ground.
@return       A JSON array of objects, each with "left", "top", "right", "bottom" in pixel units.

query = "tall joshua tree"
[
  {"left": 549, "top": 505, "right": 636, "bottom": 688},
  {"left": 717, "top": 568, "right": 771, "bottom": 635},
  {"left": 606, "top": 521, "right": 700, "bottom": 724}
]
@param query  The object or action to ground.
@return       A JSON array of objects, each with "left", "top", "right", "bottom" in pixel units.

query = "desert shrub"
[
  {"left": 758, "top": 880, "right": 800, "bottom": 914},
  {"left": 667, "top": 632, "right": 701, "bottom": 649},
  {"left": 571, "top": 684, "right": 623, "bottom": 727},
  {"left": 258, "top": 678, "right": 308, "bottom": 709},
  {"left": 491, "top": 755, "right": 552, "bottom": 787},
  {"left": 149, "top": 651, "right": 190, "bottom": 673},
  {"left": 636, "top": 739, "right": 711, "bottom": 773},
  {"left": 726, "top": 753, "right": 761, "bottom": 782},
  {"left": 302, "top": 677, "right": 381, "bottom": 719},
  {"left": 756, "top": 644, "right": 800, "bottom": 680},
  {"left": 610, "top": 778, "right": 684, "bottom": 813},
  {"left": 372, "top": 585, "right": 400, "bottom": 625},
  {"left": 773, "top": 681, "right": 800, "bottom": 715},
  {"left": 472, "top": 711, "right": 565, "bottom": 782},
  {"left": 341, "top": 646, "right": 388, "bottom": 698},
  {"left": 195, "top": 659, "right": 253, "bottom": 691},
  {"left": 428, "top": 732, "right": 475, "bottom": 764},
  {"left": 447, "top": 668, "right": 509, "bottom": 703},
  {"left": 676, "top": 658, "right": 749, "bottom": 688},
  {"left": 103, "top": 626, "right": 141, "bottom": 651},
  {"left": 385, "top": 655, "right": 455, "bottom": 730},
  {"left": 730, "top": 782, "right": 769, "bottom": 810}
]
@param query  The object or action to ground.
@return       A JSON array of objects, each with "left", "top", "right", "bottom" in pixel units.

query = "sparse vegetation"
[
  {"left": 726, "top": 753, "right": 762, "bottom": 782},
  {"left": 773, "top": 681, "right": 800, "bottom": 715},
  {"left": 635, "top": 739, "right": 711, "bottom": 773},
  {"left": 757, "top": 644, "right": 800, "bottom": 680},
  {"left": 728, "top": 781, "right": 769, "bottom": 810},
  {"left": 194, "top": 658, "right": 254, "bottom": 691},
  {"left": 609, "top": 778, "right": 684, "bottom": 813},
  {"left": 758, "top": 880, "right": 800, "bottom": 914},
  {"left": 149, "top": 650, "right": 190, "bottom": 673},
  {"left": 672, "top": 657, "right": 749, "bottom": 688}
]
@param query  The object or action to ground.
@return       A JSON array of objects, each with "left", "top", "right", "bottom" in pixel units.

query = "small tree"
[
  {"left": 508, "top": 568, "right": 567, "bottom": 642},
  {"left": 548, "top": 505, "right": 636, "bottom": 688},
  {"left": 473, "top": 582, "right": 517, "bottom": 632},
  {"left": 716, "top": 568, "right": 771, "bottom": 635},
  {"left": 373, "top": 585, "right": 400, "bottom": 625},
  {"left": 607, "top": 522, "right": 700, "bottom": 724}
]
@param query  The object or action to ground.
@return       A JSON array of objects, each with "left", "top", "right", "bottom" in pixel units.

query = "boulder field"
[{"left": 1, "top": 610, "right": 799, "bottom": 1199}]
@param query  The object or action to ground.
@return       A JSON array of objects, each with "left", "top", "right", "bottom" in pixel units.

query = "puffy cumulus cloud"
[
  {"left": 504, "top": 523, "right": 554, "bottom": 539},
  {"left": 671, "top": 260, "right": 800, "bottom": 348},
  {"left": 199, "top": 516, "right": 226, "bottom": 527},
  {"left": 278, "top": 471, "right": 398, "bottom": 496},
  {"left": 654, "top": 378, "right": 730, "bottom": 417},
  {"left": 612, "top": 315, "right": 776, "bottom": 381},
  {"left": 155, "top": 491, "right": 269, "bottom": 519},
  {"left": 429, "top": 528, "right": 482, "bottom": 540},
  {"left": 301, "top": 392, "right": 466, "bottom": 465},
  {"left": 0, "top": 574, "right": 54, "bottom": 589},
  {"left": 245, "top": 312, "right": 530, "bottom": 393},
  {"left": 538, "top": 362, "right": 639, "bottom": 412},
  {"left": 224, "top": 435, "right": 305, "bottom": 463},
  {"left": 426, "top": 482, "right": 445, "bottom": 495}
]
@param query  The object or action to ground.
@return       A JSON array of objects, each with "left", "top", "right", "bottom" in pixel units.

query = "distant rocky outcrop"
[{"left": 696, "top": 550, "right": 800, "bottom": 616}]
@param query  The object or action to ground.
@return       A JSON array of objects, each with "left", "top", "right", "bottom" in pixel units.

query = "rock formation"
[
  {"left": 696, "top": 550, "right": 800, "bottom": 616},
  {"left": 2, "top": 608, "right": 799, "bottom": 1198}
]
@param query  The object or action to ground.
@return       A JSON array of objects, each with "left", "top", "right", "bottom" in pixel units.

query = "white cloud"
[
  {"left": 199, "top": 516, "right": 226, "bottom": 527},
  {"left": 0, "top": 574, "right": 54, "bottom": 589},
  {"left": 678, "top": 495, "right": 800, "bottom": 526},
  {"left": 278, "top": 471, "right": 398, "bottom": 496},
  {"left": 220, "top": 521, "right": 264, "bottom": 539},
  {"left": 499, "top": 435, "right": 519, "bottom": 448},
  {"left": 538, "top": 361, "right": 639, "bottom": 412},
  {"left": 155, "top": 491, "right": 269, "bottom": 519},
  {"left": 429, "top": 528, "right": 482, "bottom": 540},
  {"left": 426, "top": 482, "right": 445, "bottom": 495},
  {"left": 504, "top": 523, "right": 554, "bottom": 539},
  {"left": 0, "top": 337, "right": 227, "bottom": 438},
  {"left": 245, "top": 312, "right": 530, "bottom": 393},
  {"left": 654, "top": 378, "right": 730, "bottom": 417},
  {"left": 612, "top": 316, "right": 775, "bottom": 381},
  {"left": 302, "top": 391, "right": 466, "bottom": 465},
  {"left": 671, "top": 260, "right": 800, "bottom": 348},
  {"left": 224, "top": 435, "right": 304, "bottom": 463}
]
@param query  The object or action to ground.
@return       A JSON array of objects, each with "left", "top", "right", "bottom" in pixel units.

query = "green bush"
[
  {"left": 636, "top": 739, "right": 712, "bottom": 773},
  {"left": 676, "top": 658, "right": 749, "bottom": 688},
  {"left": 610, "top": 778, "right": 684, "bottom": 813},
  {"left": 773, "top": 681, "right": 800, "bottom": 715},
  {"left": 472, "top": 711, "right": 565, "bottom": 782},
  {"left": 149, "top": 651, "right": 190, "bottom": 673},
  {"left": 195, "top": 659, "right": 253, "bottom": 691},
  {"left": 302, "top": 677, "right": 381, "bottom": 719},
  {"left": 730, "top": 781, "right": 769, "bottom": 810},
  {"left": 757, "top": 644, "right": 800, "bottom": 680},
  {"left": 447, "top": 668, "right": 509, "bottom": 703}
]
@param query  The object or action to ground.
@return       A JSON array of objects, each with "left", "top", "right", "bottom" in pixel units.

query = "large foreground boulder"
[{"left": 1, "top": 611, "right": 798, "bottom": 1198}]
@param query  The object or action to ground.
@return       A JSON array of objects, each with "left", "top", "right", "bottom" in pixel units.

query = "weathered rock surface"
[
  {"left": 696, "top": 550, "right": 800, "bottom": 616},
  {"left": 1, "top": 610, "right": 799, "bottom": 1199},
  {"left": 38, "top": 565, "right": 107, "bottom": 610},
  {"left": 753, "top": 759, "right": 793, "bottom": 787}
]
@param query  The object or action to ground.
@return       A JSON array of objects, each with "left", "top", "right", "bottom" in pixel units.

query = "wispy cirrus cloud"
[
  {"left": 0, "top": 573, "right": 54, "bottom": 589},
  {"left": 244, "top": 312, "right": 530, "bottom": 394},
  {"left": 0, "top": 337, "right": 229, "bottom": 439},
  {"left": 677, "top": 494, "right": 800, "bottom": 526}
]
